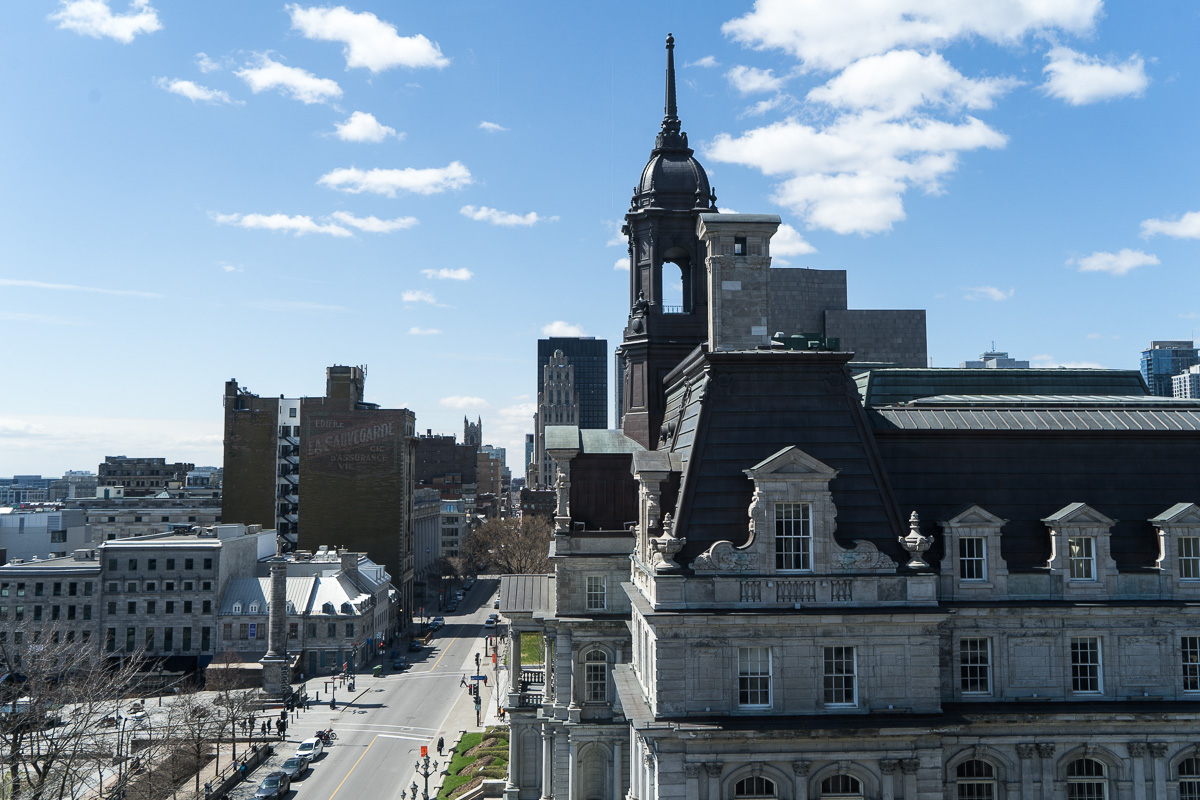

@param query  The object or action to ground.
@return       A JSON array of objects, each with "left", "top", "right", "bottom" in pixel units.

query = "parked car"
[
  {"left": 484, "top": 614, "right": 498, "bottom": 628},
  {"left": 392, "top": 656, "right": 409, "bottom": 670},
  {"left": 279, "top": 757, "right": 309, "bottom": 780},
  {"left": 445, "top": 601, "right": 458, "bottom": 613},
  {"left": 296, "top": 737, "right": 324, "bottom": 761},
  {"left": 463, "top": 578, "right": 475, "bottom": 590},
  {"left": 430, "top": 616, "right": 445, "bottom": 630},
  {"left": 408, "top": 639, "right": 424, "bottom": 652},
  {"left": 493, "top": 597, "right": 500, "bottom": 609},
  {"left": 254, "top": 771, "right": 290, "bottom": 799}
]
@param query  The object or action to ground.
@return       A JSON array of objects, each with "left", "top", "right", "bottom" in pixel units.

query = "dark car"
[
  {"left": 445, "top": 601, "right": 458, "bottom": 612},
  {"left": 254, "top": 771, "right": 290, "bottom": 799},
  {"left": 392, "top": 656, "right": 409, "bottom": 670},
  {"left": 279, "top": 757, "right": 308, "bottom": 780},
  {"left": 408, "top": 640, "right": 424, "bottom": 652},
  {"left": 430, "top": 616, "right": 445, "bottom": 630}
]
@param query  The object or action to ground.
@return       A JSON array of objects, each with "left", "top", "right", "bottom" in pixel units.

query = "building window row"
[{"left": 0, "top": 604, "right": 92, "bottom": 621}]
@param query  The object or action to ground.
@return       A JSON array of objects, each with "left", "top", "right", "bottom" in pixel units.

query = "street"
[{"left": 223, "top": 578, "right": 501, "bottom": 800}]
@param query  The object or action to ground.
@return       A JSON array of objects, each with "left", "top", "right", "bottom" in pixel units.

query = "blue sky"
[{"left": 2, "top": 1, "right": 1199, "bottom": 476}]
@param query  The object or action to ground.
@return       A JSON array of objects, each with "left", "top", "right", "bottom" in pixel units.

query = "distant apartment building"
[
  {"left": 412, "top": 488, "right": 440, "bottom": 589},
  {"left": 519, "top": 487, "right": 554, "bottom": 520},
  {"left": 0, "top": 549, "right": 101, "bottom": 650},
  {"left": 0, "top": 506, "right": 89, "bottom": 562},
  {"left": 49, "top": 471, "right": 97, "bottom": 501},
  {"left": 439, "top": 499, "right": 466, "bottom": 558},
  {"left": 98, "top": 456, "right": 194, "bottom": 497},
  {"left": 477, "top": 451, "right": 504, "bottom": 498},
  {"left": 959, "top": 349, "right": 1030, "bottom": 368},
  {"left": 186, "top": 466, "right": 222, "bottom": 490},
  {"left": 1174, "top": 364, "right": 1200, "bottom": 399},
  {"left": 70, "top": 497, "right": 222, "bottom": 541},
  {"left": 223, "top": 366, "right": 417, "bottom": 630},
  {"left": 0, "top": 476, "right": 51, "bottom": 505},
  {"left": 1141, "top": 340, "right": 1199, "bottom": 396},
  {"left": 537, "top": 337, "right": 608, "bottom": 430}
]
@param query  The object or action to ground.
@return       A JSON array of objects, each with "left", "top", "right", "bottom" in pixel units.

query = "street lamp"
[
  {"left": 414, "top": 753, "right": 438, "bottom": 799},
  {"left": 155, "top": 663, "right": 165, "bottom": 707}
]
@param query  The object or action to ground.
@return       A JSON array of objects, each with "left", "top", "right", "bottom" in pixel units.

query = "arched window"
[
  {"left": 955, "top": 760, "right": 996, "bottom": 799},
  {"left": 584, "top": 649, "right": 607, "bottom": 703},
  {"left": 820, "top": 775, "right": 863, "bottom": 798},
  {"left": 1066, "top": 758, "right": 1107, "bottom": 800},
  {"left": 733, "top": 776, "right": 776, "bottom": 798},
  {"left": 232, "top": 602, "right": 242, "bottom": 614},
  {"left": 248, "top": 602, "right": 260, "bottom": 614},
  {"left": 1179, "top": 757, "right": 1200, "bottom": 800}
]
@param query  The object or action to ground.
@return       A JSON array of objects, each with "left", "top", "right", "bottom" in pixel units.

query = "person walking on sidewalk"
[
  {"left": 437, "top": 736, "right": 444, "bottom": 755},
  {"left": 459, "top": 675, "right": 467, "bottom": 687}
]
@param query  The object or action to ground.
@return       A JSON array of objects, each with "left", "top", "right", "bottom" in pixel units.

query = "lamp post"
[
  {"left": 155, "top": 663, "right": 165, "bottom": 707},
  {"left": 414, "top": 753, "right": 438, "bottom": 799}
]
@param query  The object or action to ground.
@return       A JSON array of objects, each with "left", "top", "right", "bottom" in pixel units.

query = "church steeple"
[{"left": 656, "top": 33, "right": 685, "bottom": 151}]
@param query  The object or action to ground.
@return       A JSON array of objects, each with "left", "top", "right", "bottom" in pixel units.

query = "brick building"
[{"left": 97, "top": 456, "right": 194, "bottom": 497}]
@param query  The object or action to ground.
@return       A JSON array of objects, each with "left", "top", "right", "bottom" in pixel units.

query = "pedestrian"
[
  {"left": 437, "top": 736, "right": 444, "bottom": 755},
  {"left": 459, "top": 675, "right": 467, "bottom": 687},
  {"left": 261, "top": 721, "right": 267, "bottom": 736}
]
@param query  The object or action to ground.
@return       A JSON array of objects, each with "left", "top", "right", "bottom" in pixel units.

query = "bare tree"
[
  {"left": 0, "top": 620, "right": 149, "bottom": 800},
  {"left": 170, "top": 684, "right": 220, "bottom": 797},
  {"left": 204, "top": 649, "right": 261, "bottom": 772},
  {"left": 462, "top": 516, "right": 553, "bottom": 575}
]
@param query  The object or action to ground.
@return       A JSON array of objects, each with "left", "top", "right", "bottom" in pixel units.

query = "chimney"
[{"left": 339, "top": 551, "right": 360, "bottom": 582}]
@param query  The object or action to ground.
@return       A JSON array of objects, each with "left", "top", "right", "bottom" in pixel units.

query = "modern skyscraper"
[
  {"left": 537, "top": 337, "right": 608, "bottom": 430},
  {"left": 1141, "top": 340, "right": 1198, "bottom": 396}
]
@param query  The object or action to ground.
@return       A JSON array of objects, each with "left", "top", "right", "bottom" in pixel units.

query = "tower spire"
[{"left": 655, "top": 33, "right": 687, "bottom": 152}]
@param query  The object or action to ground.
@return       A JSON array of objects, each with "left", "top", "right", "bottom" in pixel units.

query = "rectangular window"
[
  {"left": 53, "top": 582, "right": 62, "bottom": 597},
  {"left": 959, "top": 638, "right": 992, "bottom": 694},
  {"left": 202, "top": 581, "right": 212, "bottom": 591},
  {"left": 106, "top": 628, "right": 116, "bottom": 652},
  {"left": 163, "top": 627, "right": 173, "bottom": 651},
  {"left": 128, "top": 559, "right": 137, "bottom": 571},
  {"left": 775, "top": 503, "right": 812, "bottom": 571},
  {"left": 1181, "top": 538, "right": 1200, "bottom": 580},
  {"left": 289, "top": 407, "right": 297, "bottom": 418},
  {"left": 202, "top": 600, "right": 211, "bottom": 614},
  {"left": 1184, "top": 636, "right": 1200, "bottom": 693},
  {"left": 13, "top": 606, "right": 22, "bottom": 621},
  {"left": 67, "top": 605, "right": 76, "bottom": 620},
  {"left": 1071, "top": 637, "right": 1103, "bottom": 693},
  {"left": 107, "top": 601, "right": 117, "bottom": 615},
  {"left": 34, "top": 583, "right": 44, "bottom": 597},
  {"left": 127, "top": 601, "right": 136, "bottom": 615},
  {"left": 165, "top": 582, "right": 174, "bottom": 591},
  {"left": 289, "top": 623, "right": 298, "bottom": 639},
  {"left": 737, "top": 647, "right": 772, "bottom": 708},
  {"left": 84, "top": 582, "right": 93, "bottom": 596},
  {"left": 183, "top": 582, "right": 194, "bottom": 591},
  {"left": 346, "top": 622, "right": 355, "bottom": 637},
  {"left": 182, "top": 627, "right": 192, "bottom": 651},
  {"left": 328, "top": 623, "right": 337, "bottom": 638},
  {"left": 248, "top": 623, "right": 257, "bottom": 639},
  {"left": 823, "top": 646, "right": 857, "bottom": 706},
  {"left": 146, "top": 581, "right": 155, "bottom": 591},
  {"left": 146, "top": 600, "right": 156, "bottom": 614},
  {"left": 148, "top": 559, "right": 157, "bottom": 571},
  {"left": 184, "top": 601, "right": 193, "bottom": 614},
  {"left": 203, "top": 558, "right": 213, "bottom": 570},
  {"left": 146, "top": 628, "right": 154, "bottom": 651},
  {"left": 126, "top": 582, "right": 136, "bottom": 593},
  {"left": 16, "top": 584, "right": 24, "bottom": 597},
  {"left": 161, "top": 516, "right": 170, "bottom": 523},
  {"left": 0, "top": 583, "right": 7, "bottom": 597},
  {"left": 307, "top": 623, "right": 317, "bottom": 638},
  {"left": 69, "top": 582, "right": 77, "bottom": 597},
  {"left": 585, "top": 655, "right": 608, "bottom": 702},
  {"left": 50, "top": 530, "right": 66, "bottom": 543},
  {"left": 959, "top": 537, "right": 987, "bottom": 581},
  {"left": 33, "top": 606, "right": 42, "bottom": 621},
  {"left": 586, "top": 576, "right": 607, "bottom": 611},
  {"left": 165, "top": 601, "right": 175, "bottom": 614},
  {"left": 108, "top": 559, "right": 117, "bottom": 572},
  {"left": 201, "top": 627, "right": 211, "bottom": 651},
  {"left": 51, "top": 605, "right": 60, "bottom": 620},
  {"left": 166, "top": 559, "right": 175, "bottom": 571},
  {"left": 125, "top": 627, "right": 136, "bottom": 652},
  {"left": 1068, "top": 536, "right": 1096, "bottom": 580},
  {"left": 185, "top": 558, "right": 194, "bottom": 571},
  {"left": 83, "top": 605, "right": 91, "bottom": 620},
  {"left": 223, "top": 623, "right": 232, "bottom": 639}
]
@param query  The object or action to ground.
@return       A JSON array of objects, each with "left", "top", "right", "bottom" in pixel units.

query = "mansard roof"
[{"left": 855, "top": 367, "right": 1150, "bottom": 407}]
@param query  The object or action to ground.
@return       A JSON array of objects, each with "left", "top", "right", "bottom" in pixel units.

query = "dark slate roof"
[
  {"left": 871, "top": 405, "right": 1200, "bottom": 432},
  {"left": 498, "top": 574, "right": 554, "bottom": 615},
  {"left": 855, "top": 368, "right": 1149, "bottom": 407},
  {"left": 665, "top": 349, "right": 906, "bottom": 566}
]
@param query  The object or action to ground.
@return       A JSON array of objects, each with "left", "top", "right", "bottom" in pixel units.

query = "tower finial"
[{"left": 655, "top": 33, "right": 686, "bottom": 151}]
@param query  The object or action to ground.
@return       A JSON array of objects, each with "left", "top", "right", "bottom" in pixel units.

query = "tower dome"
[{"left": 631, "top": 34, "right": 717, "bottom": 213}]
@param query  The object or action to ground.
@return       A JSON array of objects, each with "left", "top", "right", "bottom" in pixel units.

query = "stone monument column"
[{"left": 260, "top": 534, "right": 290, "bottom": 697}]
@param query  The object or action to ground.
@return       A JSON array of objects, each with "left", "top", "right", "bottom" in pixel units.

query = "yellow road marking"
[
  {"left": 327, "top": 734, "right": 376, "bottom": 800},
  {"left": 427, "top": 641, "right": 454, "bottom": 673}
]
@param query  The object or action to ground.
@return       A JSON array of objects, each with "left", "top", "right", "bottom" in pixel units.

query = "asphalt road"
[{"left": 226, "top": 578, "right": 501, "bottom": 800}]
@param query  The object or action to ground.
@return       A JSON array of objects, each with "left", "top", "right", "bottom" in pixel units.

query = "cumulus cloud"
[
  {"left": 727, "top": 65, "right": 786, "bottom": 95},
  {"left": 421, "top": 268, "right": 472, "bottom": 280},
  {"left": 439, "top": 395, "right": 489, "bottom": 410},
  {"left": 48, "top": 0, "right": 161, "bottom": 44},
  {"left": 1069, "top": 249, "right": 1159, "bottom": 276},
  {"left": 541, "top": 321, "right": 585, "bottom": 337},
  {"left": 771, "top": 223, "right": 816, "bottom": 256},
  {"left": 287, "top": 4, "right": 448, "bottom": 72},
  {"left": 317, "top": 162, "right": 472, "bottom": 196},
  {"left": 962, "top": 285, "right": 1014, "bottom": 301},
  {"left": 195, "top": 52, "right": 221, "bottom": 73},
  {"left": 235, "top": 55, "right": 342, "bottom": 105},
  {"left": 1141, "top": 211, "right": 1200, "bottom": 240},
  {"left": 605, "top": 221, "right": 627, "bottom": 247},
  {"left": 211, "top": 212, "right": 352, "bottom": 237},
  {"left": 460, "top": 206, "right": 557, "bottom": 227},
  {"left": 687, "top": 55, "right": 719, "bottom": 68},
  {"left": 401, "top": 290, "right": 436, "bottom": 304},
  {"left": 1042, "top": 46, "right": 1148, "bottom": 105},
  {"left": 0, "top": 418, "right": 46, "bottom": 437},
  {"left": 408, "top": 326, "right": 441, "bottom": 335},
  {"left": 479, "top": 121, "right": 508, "bottom": 133},
  {"left": 155, "top": 77, "right": 236, "bottom": 105},
  {"left": 334, "top": 111, "right": 399, "bottom": 142},
  {"left": 328, "top": 211, "right": 417, "bottom": 232},
  {"left": 722, "top": 1, "right": 1101, "bottom": 73},
  {"left": 614, "top": 257, "right": 629, "bottom": 271},
  {"left": 0, "top": 278, "right": 161, "bottom": 299}
]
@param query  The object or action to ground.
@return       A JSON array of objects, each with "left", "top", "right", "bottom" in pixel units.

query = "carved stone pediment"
[
  {"left": 942, "top": 504, "right": 1008, "bottom": 529},
  {"left": 1151, "top": 503, "right": 1200, "bottom": 527},
  {"left": 1043, "top": 502, "right": 1116, "bottom": 529},
  {"left": 744, "top": 446, "right": 839, "bottom": 482},
  {"left": 692, "top": 541, "right": 759, "bottom": 573},
  {"left": 832, "top": 540, "right": 895, "bottom": 573}
]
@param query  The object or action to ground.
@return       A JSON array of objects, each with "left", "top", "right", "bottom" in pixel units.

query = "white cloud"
[
  {"left": 421, "top": 268, "right": 473, "bottom": 281},
  {"left": 770, "top": 223, "right": 816, "bottom": 256},
  {"left": 460, "top": 205, "right": 557, "bottom": 227},
  {"left": 722, "top": 1, "right": 1101, "bottom": 72},
  {"left": 401, "top": 290, "right": 436, "bottom": 304},
  {"left": 0, "top": 278, "right": 161, "bottom": 298},
  {"left": 1042, "top": 46, "right": 1148, "bottom": 105},
  {"left": 212, "top": 212, "right": 352, "bottom": 237},
  {"left": 235, "top": 55, "right": 342, "bottom": 105},
  {"left": 318, "top": 162, "right": 472, "bottom": 196},
  {"left": 287, "top": 4, "right": 449, "bottom": 72},
  {"left": 195, "top": 52, "right": 220, "bottom": 73},
  {"left": 155, "top": 77, "right": 235, "bottom": 105},
  {"left": 1141, "top": 211, "right": 1200, "bottom": 240},
  {"left": 614, "top": 257, "right": 629, "bottom": 271},
  {"left": 541, "top": 321, "right": 586, "bottom": 337},
  {"left": 708, "top": 114, "right": 1006, "bottom": 234},
  {"left": 408, "top": 326, "right": 441, "bottom": 335},
  {"left": 1085, "top": 332, "right": 1103, "bottom": 339},
  {"left": 1030, "top": 354, "right": 1108, "bottom": 369},
  {"left": 605, "top": 221, "right": 627, "bottom": 247},
  {"left": 727, "top": 65, "right": 786, "bottom": 95},
  {"left": 1069, "top": 249, "right": 1159, "bottom": 276},
  {"left": 687, "top": 55, "right": 719, "bottom": 68},
  {"left": 251, "top": 300, "right": 347, "bottom": 313},
  {"left": 334, "top": 111, "right": 399, "bottom": 143},
  {"left": 0, "top": 418, "right": 46, "bottom": 437},
  {"left": 328, "top": 211, "right": 417, "bottom": 233},
  {"left": 439, "top": 395, "right": 489, "bottom": 410},
  {"left": 479, "top": 121, "right": 508, "bottom": 133},
  {"left": 806, "top": 50, "right": 1017, "bottom": 118},
  {"left": 219, "top": 262, "right": 243, "bottom": 273},
  {"left": 48, "top": 0, "right": 161, "bottom": 44},
  {"left": 962, "top": 285, "right": 1014, "bottom": 301},
  {"left": 743, "top": 95, "right": 790, "bottom": 117}
]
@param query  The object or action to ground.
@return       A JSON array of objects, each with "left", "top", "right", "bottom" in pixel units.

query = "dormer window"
[
  {"left": 734, "top": 237, "right": 746, "bottom": 255},
  {"left": 232, "top": 602, "right": 242, "bottom": 614},
  {"left": 341, "top": 602, "right": 353, "bottom": 615},
  {"left": 774, "top": 502, "right": 812, "bottom": 572},
  {"left": 1068, "top": 537, "right": 1096, "bottom": 581},
  {"left": 1181, "top": 538, "right": 1200, "bottom": 580},
  {"left": 249, "top": 602, "right": 260, "bottom": 614},
  {"left": 322, "top": 602, "right": 335, "bottom": 615},
  {"left": 959, "top": 537, "right": 987, "bottom": 581}
]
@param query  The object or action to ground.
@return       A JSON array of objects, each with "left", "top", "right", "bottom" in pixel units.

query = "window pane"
[
  {"left": 775, "top": 503, "right": 812, "bottom": 571},
  {"left": 1181, "top": 538, "right": 1200, "bottom": 580},
  {"left": 738, "top": 647, "right": 771, "bottom": 707},
  {"left": 959, "top": 639, "right": 991, "bottom": 694},
  {"left": 1070, "top": 638, "right": 1102, "bottom": 693},
  {"left": 823, "top": 646, "right": 856, "bottom": 706},
  {"left": 1069, "top": 537, "right": 1096, "bottom": 580},
  {"left": 1183, "top": 637, "right": 1200, "bottom": 692},
  {"left": 959, "top": 537, "right": 987, "bottom": 580}
]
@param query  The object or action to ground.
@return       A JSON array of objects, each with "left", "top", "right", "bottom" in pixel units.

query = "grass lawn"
[
  {"left": 503, "top": 632, "right": 547, "bottom": 668},
  {"left": 437, "top": 727, "right": 509, "bottom": 799}
]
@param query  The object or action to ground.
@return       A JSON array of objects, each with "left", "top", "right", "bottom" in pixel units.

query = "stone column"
[
  {"left": 545, "top": 631, "right": 557, "bottom": 698},
  {"left": 791, "top": 761, "right": 810, "bottom": 800},
  {"left": 704, "top": 762, "right": 722, "bottom": 800},
  {"left": 879, "top": 760, "right": 897, "bottom": 800},
  {"left": 900, "top": 758, "right": 919, "bottom": 799},
  {"left": 684, "top": 764, "right": 700, "bottom": 800},
  {"left": 627, "top": 732, "right": 639, "bottom": 800},
  {"left": 1149, "top": 743, "right": 1169, "bottom": 797},
  {"left": 507, "top": 720, "right": 522, "bottom": 795},
  {"left": 643, "top": 753, "right": 656, "bottom": 800},
  {"left": 556, "top": 629, "right": 574, "bottom": 717},
  {"left": 1128, "top": 743, "right": 1147, "bottom": 800},
  {"left": 1037, "top": 744, "right": 1056, "bottom": 797},
  {"left": 540, "top": 725, "right": 554, "bottom": 800},
  {"left": 508, "top": 628, "right": 524, "bottom": 707},
  {"left": 568, "top": 738, "right": 578, "bottom": 800},
  {"left": 1017, "top": 745, "right": 1035, "bottom": 799},
  {"left": 613, "top": 739, "right": 624, "bottom": 800},
  {"left": 260, "top": 537, "right": 290, "bottom": 696}
]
